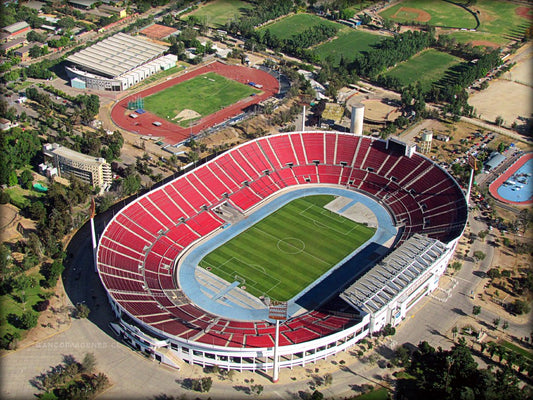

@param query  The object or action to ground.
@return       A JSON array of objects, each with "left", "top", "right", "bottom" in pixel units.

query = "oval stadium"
[{"left": 96, "top": 131, "right": 468, "bottom": 374}]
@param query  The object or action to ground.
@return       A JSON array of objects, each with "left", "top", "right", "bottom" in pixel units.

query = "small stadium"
[
  {"left": 97, "top": 130, "right": 468, "bottom": 373},
  {"left": 111, "top": 61, "right": 279, "bottom": 143}
]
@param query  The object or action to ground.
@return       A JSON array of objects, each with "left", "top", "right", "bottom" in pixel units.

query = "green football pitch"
[
  {"left": 199, "top": 195, "right": 375, "bottom": 301},
  {"left": 143, "top": 72, "right": 259, "bottom": 127}
]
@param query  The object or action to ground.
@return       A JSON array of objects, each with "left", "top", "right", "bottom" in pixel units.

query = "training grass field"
[
  {"left": 185, "top": 0, "right": 253, "bottom": 28},
  {"left": 445, "top": 0, "right": 532, "bottom": 45},
  {"left": 258, "top": 13, "right": 342, "bottom": 41},
  {"left": 315, "top": 28, "right": 385, "bottom": 66},
  {"left": 199, "top": 195, "right": 375, "bottom": 301},
  {"left": 383, "top": 49, "right": 462, "bottom": 91},
  {"left": 380, "top": 0, "right": 477, "bottom": 28},
  {"left": 381, "top": 0, "right": 531, "bottom": 45},
  {"left": 143, "top": 72, "right": 259, "bottom": 127}
]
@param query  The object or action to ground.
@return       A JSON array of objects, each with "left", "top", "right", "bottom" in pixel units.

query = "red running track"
[
  {"left": 111, "top": 61, "right": 279, "bottom": 144},
  {"left": 488, "top": 152, "right": 533, "bottom": 205}
]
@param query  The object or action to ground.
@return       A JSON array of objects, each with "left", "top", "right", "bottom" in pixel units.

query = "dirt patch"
[
  {"left": 0, "top": 204, "right": 18, "bottom": 242},
  {"left": 470, "top": 40, "right": 500, "bottom": 48},
  {"left": 393, "top": 7, "right": 431, "bottom": 23},
  {"left": 516, "top": 6, "right": 533, "bottom": 20},
  {"left": 172, "top": 108, "right": 201, "bottom": 122},
  {"left": 361, "top": 99, "right": 401, "bottom": 123}
]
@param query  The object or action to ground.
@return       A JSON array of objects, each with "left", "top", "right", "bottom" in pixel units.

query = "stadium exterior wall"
[{"left": 107, "top": 241, "right": 457, "bottom": 372}]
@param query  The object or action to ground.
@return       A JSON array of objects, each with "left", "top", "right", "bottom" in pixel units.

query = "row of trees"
[
  {"left": 395, "top": 339, "right": 529, "bottom": 399},
  {"left": 225, "top": 0, "right": 294, "bottom": 38},
  {"left": 33, "top": 353, "right": 109, "bottom": 399},
  {"left": 353, "top": 30, "right": 434, "bottom": 78}
]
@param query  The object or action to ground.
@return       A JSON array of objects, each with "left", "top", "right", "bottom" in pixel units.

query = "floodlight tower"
[
  {"left": 89, "top": 198, "right": 98, "bottom": 272},
  {"left": 466, "top": 154, "right": 477, "bottom": 207},
  {"left": 269, "top": 301, "right": 288, "bottom": 383}
]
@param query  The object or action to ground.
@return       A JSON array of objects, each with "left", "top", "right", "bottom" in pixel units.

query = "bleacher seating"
[{"left": 97, "top": 131, "right": 467, "bottom": 349}]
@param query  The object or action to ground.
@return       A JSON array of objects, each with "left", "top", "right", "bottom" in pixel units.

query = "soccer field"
[
  {"left": 143, "top": 72, "right": 259, "bottom": 127},
  {"left": 199, "top": 195, "right": 375, "bottom": 301},
  {"left": 315, "top": 28, "right": 384, "bottom": 66},
  {"left": 383, "top": 49, "right": 462, "bottom": 91},
  {"left": 258, "top": 13, "right": 341, "bottom": 41},
  {"left": 185, "top": 0, "right": 253, "bottom": 28}
]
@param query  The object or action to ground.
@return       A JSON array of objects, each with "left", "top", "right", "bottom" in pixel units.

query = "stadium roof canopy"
[
  {"left": 66, "top": 32, "right": 168, "bottom": 78},
  {"left": 340, "top": 234, "right": 447, "bottom": 314}
]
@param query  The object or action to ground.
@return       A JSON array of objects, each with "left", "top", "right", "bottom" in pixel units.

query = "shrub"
[
  {"left": 33, "top": 299, "right": 50, "bottom": 312},
  {"left": 75, "top": 303, "right": 90, "bottom": 319}
]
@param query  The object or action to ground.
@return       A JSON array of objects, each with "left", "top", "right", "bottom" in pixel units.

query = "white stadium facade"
[
  {"left": 96, "top": 131, "right": 468, "bottom": 373},
  {"left": 65, "top": 32, "right": 177, "bottom": 91}
]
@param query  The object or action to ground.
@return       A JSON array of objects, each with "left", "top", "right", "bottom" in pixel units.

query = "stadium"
[
  {"left": 96, "top": 131, "right": 468, "bottom": 374},
  {"left": 111, "top": 61, "right": 281, "bottom": 144}
]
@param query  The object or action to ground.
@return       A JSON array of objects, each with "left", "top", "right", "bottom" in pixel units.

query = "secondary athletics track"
[
  {"left": 111, "top": 61, "right": 279, "bottom": 144},
  {"left": 489, "top": 152, "right": 533, "bottom": 205}
]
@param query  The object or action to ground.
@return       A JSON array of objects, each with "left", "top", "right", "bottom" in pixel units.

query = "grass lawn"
[
  {"left": 143, "top": 72, "right": 259, "bottom": 127},
  {"left": 199, "top": 195, "right": 375, "bottom": 301},
  {"left": 353, "top": 387, "right": 390, "bottom": 400},
  {"left": 383, "top": 49, "right": 462, "bottom": 91},
  {"left": 5, "top": 186, "right": 45, "bottom": 209},
  {"left": 185, "top": 0, "right": 253, "bottom": 28},
  {"left": 258, "top": 13, "right": 342, "bottom": 41},
  {"left": 380, "top": 0, "right": 477, "bottom": 28},
  {"left": 344, "top": 1, "right": 376, "bottom": 16},
  {"left": 444, "top": 0, "right": 532, "bottom": 45},
  {"left": 0, "top": 269, "right": 50, "bottom": 339},
  {"left": 314, "top": 27, "right": 384, "bottom": 66},
  {"left": 382, "top": 0, "right": 532, "bottom": 45},
  {"left": 501, "top": 340, "right": 533, "bottom": 361}
]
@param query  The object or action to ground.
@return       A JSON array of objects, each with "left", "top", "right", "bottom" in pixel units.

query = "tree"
[
  {"left": 450, "top": 261, "right": 462, "bottom": 272},
  {"left": 250, "top": 384, "right": 264, "bottom": 395},
  {"left": 81, "top": 352, "right": 96, "bottom": 373},
  {"left": 120, "top": 174, "right": 141, "bottom": 196},
  {"left": 493, "top": 318, "right": 500, "bottom": 328},
  {"left": 75, "top": 303, "right": 90, "bottom": 319},
  {"left": 495, "top": 115, "right": 504, "bottom": 127},
  {"left": 397, "top": 340, "right": 525, "bottom": 400},
  {"left": 452, "top": 326, "right": 458, "bottom": 340},
  {"left": 487, "top": 268, "right": 501, "bottom": 279},
  {"left": 29, "top": 45, "right": 43, "bottom": 58},
  {"left": 310, "top": 390, "right": 324, "bottom": 400},
  {"left": 473, "top": 305, "right": 482, "bottom": 315},
  {"left": 478, "top": 230, "right": 488, "bottom": 241},
  {"left": 19, "top": 169, "right": 33, "bottom": 189},
  {"left": 508, "top": 299, "right": 530, "bottom": 315},
  {"left": 19, "top": 310, "right": 39, "bottom": 329},
  {"left": 502, "top": 321, "right": 509, "bottom": 331},
  {"left": 473, "top": 251, "right": 486, "bottom": 261}
]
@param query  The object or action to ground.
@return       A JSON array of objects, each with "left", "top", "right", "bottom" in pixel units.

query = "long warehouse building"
[{"left": 65, "top": 32, "right": 176, "bottom": 91}]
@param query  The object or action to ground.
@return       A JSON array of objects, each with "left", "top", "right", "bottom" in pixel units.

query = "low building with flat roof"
[
  {"left": 43, "top": 143, "right": 112, "bottom": 188},
  {"left": 65, "top": 32, "right": 172, "bottom": 91},
  {"left": 3, "top": 21, "right": 30, "bottom": 38}
]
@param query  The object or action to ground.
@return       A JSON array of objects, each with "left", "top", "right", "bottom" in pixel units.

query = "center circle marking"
[{"left": 277, "top": 237, "right": 305, "bottom": 254}]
